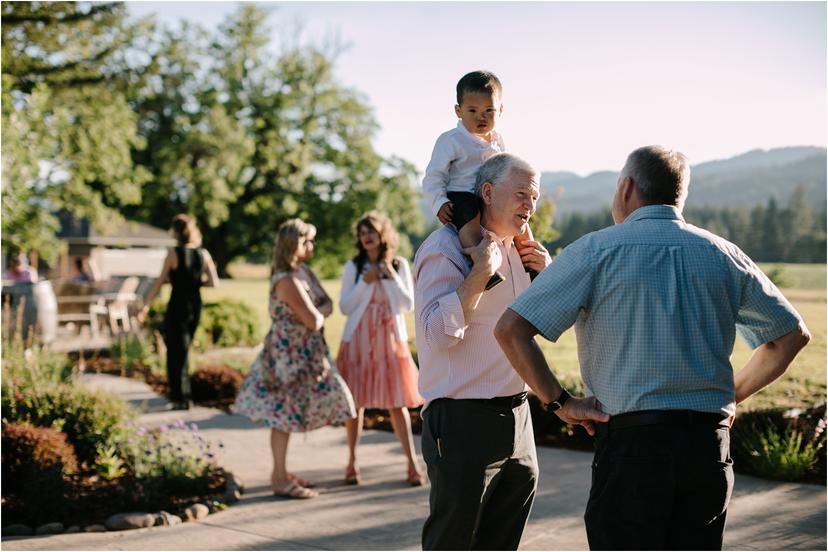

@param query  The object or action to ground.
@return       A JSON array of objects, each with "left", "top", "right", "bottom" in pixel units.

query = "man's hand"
[
  {"left": 462, "top": 234, "right": 501, "bottom": 281},
  {"left": 437, "top": 201, "right": 454, "bottom": 225},
  {"left": 555, "top": 396, "right": 609, "bottom": 436},
  {"left": 363, "top": 265, "right": 381, "bottom": 284},
  {"left": 517, "top": 239, "right": 552, "bottom": 274}
]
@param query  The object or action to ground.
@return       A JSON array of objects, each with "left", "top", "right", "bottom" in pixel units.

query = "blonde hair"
[
  {"left": 272, "top": 218, "right": 313, "bottom": 274},
  {"left": 171, "top": 214, "right": 202, "bottom": 247}
]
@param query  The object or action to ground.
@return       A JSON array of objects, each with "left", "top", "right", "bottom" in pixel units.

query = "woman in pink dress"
[{"left": 337, "top": 211, "right": 425, "bottom": 486}]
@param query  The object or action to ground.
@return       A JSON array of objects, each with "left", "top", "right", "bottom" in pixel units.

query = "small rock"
[
  {"left": 84, "top": 525, "right": 107, "bottom": 533},
  {"left": 183, "top": 503, "right": 209, "bottom": 521},
  {"left": 2, "top": 524, "right": 33, "bottom": 537},
  {"left": 223, "top": 486, "right": 241, "bottom": 503},
  {"left": 64, "top": 526, "right": 81, "bottom": 534},
  {"left": 35, "top": 522, "right": 64, "bottom": 535},
  {"left": 154, "top": 511, "right": 182, "bottom": 527},
  {"left": 165, "top": 514, "right": 182, "bottom": 526},
  {"left": 105, "top": 512, "right": 155, "bottom": 531}
]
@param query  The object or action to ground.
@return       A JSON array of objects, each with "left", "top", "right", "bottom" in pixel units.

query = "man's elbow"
[
  {"left": 494, "top": 312, "right": 517, "bottom": 348},
  {"left": 769, "top": 322, "right": 811, "bottom": 359},
  {"left": 793, "top": 322, "right": 812, "bottom": 351}
]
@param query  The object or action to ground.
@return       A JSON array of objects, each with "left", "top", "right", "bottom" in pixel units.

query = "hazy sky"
[{"left": 127, "top": 1, "right": 827, "bottom": 175}]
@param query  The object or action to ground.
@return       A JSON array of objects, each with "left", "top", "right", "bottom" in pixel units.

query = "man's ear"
[
  {"left": 481, "top": 181, "right": 494, "bottom": 205},
  {"left": 621, "top": 176, "right": 636, "bottom": 202},
  {"left": 454, "top": 104, "right": 461, "bottom": 118}
]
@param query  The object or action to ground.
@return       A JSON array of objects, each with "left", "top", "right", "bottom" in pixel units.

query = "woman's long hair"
[
  {"left": 171, "top": 214, "right": 202, "bottom": 247},
  {"left": 271, "top": 218, "right": 313, "bottom": 276},
  {"left": 352, "top": 211, "right": 400, "bottom": 282}
]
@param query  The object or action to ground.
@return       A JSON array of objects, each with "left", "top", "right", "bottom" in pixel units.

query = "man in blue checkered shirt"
[{"left": 494, "top": 145, "right": 811, "bottom": 550}]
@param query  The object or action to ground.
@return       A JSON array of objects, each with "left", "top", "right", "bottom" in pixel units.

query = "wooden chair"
[
  {"left": 54, "top": 281, "right": 108, "bottom": 338},
  {"left": 103, "top": 276, "right": 140, "bottom": 334}
]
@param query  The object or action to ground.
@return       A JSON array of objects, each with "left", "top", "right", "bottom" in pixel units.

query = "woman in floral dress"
[
  {"left": 234, "top": 219, "right": 355, "bottom": 499},
  {"left": 337, "top": 211, "right": 425, "bottom": 486}
]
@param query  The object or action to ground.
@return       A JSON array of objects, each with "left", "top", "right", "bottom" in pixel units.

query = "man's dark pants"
[
  {"left": 585, "top": 411, "right": 734, "bottom": 550},
  {"left": 421, "top": 396, "right": 539, "bottom": 550}
]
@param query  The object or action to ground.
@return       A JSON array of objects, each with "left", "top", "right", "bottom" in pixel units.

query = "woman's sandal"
[
  {"left": 407, "top": 466, "right": 425, "bottom": 487},
  {"left": 287, "top": 472, "right": 315, "bottom": 488},
  {"left": 273, "top": 481, "right": 318, "bottom": 499},
  {"left": 344, "top": 466, "right": 361, "bottom": 485}
]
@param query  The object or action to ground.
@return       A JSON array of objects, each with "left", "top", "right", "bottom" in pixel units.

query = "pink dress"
[{"left": 336, "top": 283, "right": 424, "bottom": 409}]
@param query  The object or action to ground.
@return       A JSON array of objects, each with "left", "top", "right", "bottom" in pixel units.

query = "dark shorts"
[{"left": 446, "top": 191, "right": 481, "bottom": 231}]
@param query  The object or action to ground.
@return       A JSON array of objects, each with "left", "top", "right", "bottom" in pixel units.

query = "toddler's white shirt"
[{"left": 422, "top": 121, "right": 506, "bottom": 217}]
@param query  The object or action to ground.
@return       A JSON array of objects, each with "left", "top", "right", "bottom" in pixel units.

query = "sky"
[{"left": 126, "top": 1, "right": 827, "bottom": 176}]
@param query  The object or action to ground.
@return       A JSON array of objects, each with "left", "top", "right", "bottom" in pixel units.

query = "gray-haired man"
[
  {"left": 414, "top": 152, "right": 607, "bottom": 550},
  {"left": 496, "top": 146, "right": 810, "bottom": 550}
]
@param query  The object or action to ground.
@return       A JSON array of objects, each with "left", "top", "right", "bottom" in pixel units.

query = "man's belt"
[
  {"left": 609, "top": 409, "right": 730, "bottom": 431},
  {"left": 465, "top": 392, "right": 528, "bottom": 409}
]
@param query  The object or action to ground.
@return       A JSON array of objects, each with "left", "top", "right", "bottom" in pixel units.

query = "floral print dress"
[{"left": 233, "top": 271, "right": 355, "bottom": 431}]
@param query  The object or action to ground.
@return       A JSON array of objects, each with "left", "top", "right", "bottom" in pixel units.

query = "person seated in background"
[
  {"left": 70, "top": 256, "right": 100, "bottom": 284},
  {"left": 3, "top": 252, "right": 38, "bottom": 284}
]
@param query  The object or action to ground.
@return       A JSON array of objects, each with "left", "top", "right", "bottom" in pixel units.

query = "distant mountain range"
[{"left": 541, "top": 146, "right": 827, "bottom": 215}]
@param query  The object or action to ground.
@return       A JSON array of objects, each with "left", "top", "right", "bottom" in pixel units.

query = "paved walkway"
[{"left": 4, "top": 374, "right": 825, "bottom": 550}]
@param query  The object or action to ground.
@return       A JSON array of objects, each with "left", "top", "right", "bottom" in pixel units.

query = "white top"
[
  {"left": 413, "top": 225, "right": 530, "bottom": 409},
  {"left": 338, "top": 257, "right": 415, "bottom": 343},
  {"left": 421, "top": 121, "right": 507, "bottom": 217}
]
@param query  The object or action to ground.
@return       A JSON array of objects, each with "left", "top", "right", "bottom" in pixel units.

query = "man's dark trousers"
[
  {"left": 421, "top": 396, "right": 538, "bottom": 550},
  {"left": 585, "top": 412, "right": 734, "bottom": 550}
]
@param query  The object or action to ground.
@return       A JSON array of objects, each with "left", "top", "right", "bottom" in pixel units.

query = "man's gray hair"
[
  {"left": 474, "top": 153, "right": 538, "bottom": 197},
  {"left": 624, "top": 146, "right": 690, "bottom": 207}
]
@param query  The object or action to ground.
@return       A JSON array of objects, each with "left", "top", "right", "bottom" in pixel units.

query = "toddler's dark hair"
[{"left": 456, "top": 70, "right": 503, "bottom": 105}]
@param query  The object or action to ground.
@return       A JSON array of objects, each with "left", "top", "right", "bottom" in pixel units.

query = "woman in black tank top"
[{"left": 139, "top": 215, "right": 219, "bottom": 409}]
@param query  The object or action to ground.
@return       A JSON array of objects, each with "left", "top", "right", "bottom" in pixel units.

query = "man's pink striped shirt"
[{"left": 413, "top": 225, "right": 530, "bottom": 409}]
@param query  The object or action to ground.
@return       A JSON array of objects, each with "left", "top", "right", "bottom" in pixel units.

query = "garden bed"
[{"left": 1, "top": 343, "right": 241, "bottom": 534}]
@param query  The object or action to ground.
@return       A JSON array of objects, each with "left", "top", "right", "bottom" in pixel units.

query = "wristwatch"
[{"left": 543, "top": 389, "right": 571, "bottom": 412}]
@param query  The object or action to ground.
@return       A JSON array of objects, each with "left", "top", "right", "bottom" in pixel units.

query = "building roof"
[{"left": 57, "top": 212, "right": 176, "bottom": 247}]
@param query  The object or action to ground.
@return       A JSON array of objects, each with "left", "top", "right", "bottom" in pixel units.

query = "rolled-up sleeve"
[{"left": 414, "top": 243, "right": 468, "bottom": 350}]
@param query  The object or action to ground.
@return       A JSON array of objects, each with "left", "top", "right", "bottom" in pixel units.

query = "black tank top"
[{"left": 167, "top": 247, "right": 204, "bottom": 318}]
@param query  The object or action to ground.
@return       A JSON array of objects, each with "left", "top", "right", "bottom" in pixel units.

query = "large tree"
[
  {"left": 127, "top": 5, "right": 423, "bottom": 276},
  {"left": 1, "top": 2, "right": 151, "bottom": 261}
]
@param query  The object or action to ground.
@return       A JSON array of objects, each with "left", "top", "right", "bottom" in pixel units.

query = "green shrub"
[
  {"left": 149, "top": 298, "right": 259, "bottom": 351},
  {"left": 2, "top": 422, "right": 78, "bottom": 524},
  {"left": 191, "top": 365, "right": 244, "bottom": 403},
  {"left": 111, "top": 333, "right": 152, "bottom": 374},
  {"left": 734, "top": 417, "right": 825, "bottom": 481},
  {"left": 766, "top": 266, "right": 794, "bottom": 288},
  {"left": 95, "top": 444, "right": 128, "bottom": 480},
  {"left": 1, "top": 340, "right": 75, "bottom": 389},
  {"left": 2, "top": 383, "right": 133, "bottom": 467},
  {"left": 196, "top": 300, "right": 259, "bottom": 350}
]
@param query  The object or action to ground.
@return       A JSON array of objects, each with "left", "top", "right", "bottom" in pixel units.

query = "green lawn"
[{"left": 202, "top": 263, "right": 826, "bottom": 411}]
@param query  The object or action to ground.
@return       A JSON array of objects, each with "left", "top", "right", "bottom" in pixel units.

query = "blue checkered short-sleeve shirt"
[{"left": 509, "top": 205, "right": 802, "bottom": 417}]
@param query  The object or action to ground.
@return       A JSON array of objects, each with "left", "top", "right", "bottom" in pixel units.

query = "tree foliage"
[
  {"left": 1, "top": 2, "right": 152, "bottom": 261},
  {"left": 550, "top": 188, "right": 826, "bottom": 263},
  {"left": 125, "top": 5, "right": 424, "bottom": 277}
]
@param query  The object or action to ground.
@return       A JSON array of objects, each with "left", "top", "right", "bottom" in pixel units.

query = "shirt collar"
[
  {"left": 624, "top": 204, "right": 685, "bottom": 224},
  {"left": 481, "top": 224, "right": 514, "bottom": 250},
  {"left": 456, "top": 120, "right": 498, "bottom": 146}
]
